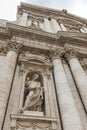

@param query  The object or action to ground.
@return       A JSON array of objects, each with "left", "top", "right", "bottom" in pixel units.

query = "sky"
[{"left": 0, "top": 0, "right": 87, "bottom": 21}]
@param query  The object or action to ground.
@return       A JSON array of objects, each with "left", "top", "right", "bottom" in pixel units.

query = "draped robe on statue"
[{"left": 24, "top": 79, "right": 43, "bottom": 111}]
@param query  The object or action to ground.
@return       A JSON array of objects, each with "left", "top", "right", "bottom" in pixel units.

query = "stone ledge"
[
  {"left": 10, "top": 114, "right": 58, "bottom": 121},
  {"left": 10, "top": 114, "right": 58, "bottom": 130}
]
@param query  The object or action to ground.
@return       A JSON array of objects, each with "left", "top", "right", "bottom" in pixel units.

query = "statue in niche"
[{"left": 22, "top": 73, "right": 44, "bottom": 112}]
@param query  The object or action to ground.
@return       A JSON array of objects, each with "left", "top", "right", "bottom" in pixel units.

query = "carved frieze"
[
  {"left": 11, "top": 35, "right": 58, "bottom": 50},
  {"left": 16, "top": 123, "right": 51, "bottom": 130},
  {"left": 10, "top": 114, "right": 57, "bottom": 130}
]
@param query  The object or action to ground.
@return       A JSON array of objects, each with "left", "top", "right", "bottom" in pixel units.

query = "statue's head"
[{"left": 32, "top": 73, "right": 39, "bottom": 80}]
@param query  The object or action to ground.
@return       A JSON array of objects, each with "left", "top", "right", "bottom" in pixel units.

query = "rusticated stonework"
[{"left": 0, "top": 2, "right": 87, "bottom": 130}]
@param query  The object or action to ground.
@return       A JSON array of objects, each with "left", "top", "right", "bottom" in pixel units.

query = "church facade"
[{"left": 0, "top": 2, "right": 87, "bottom": 130}]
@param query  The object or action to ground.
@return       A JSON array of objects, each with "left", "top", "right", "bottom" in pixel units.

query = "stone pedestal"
[
  {"left": 0, "top": 51, "right": 17, "bottom": 129},
  {"left": 10, "top": 114, "right": 58, "bottom": 130},
  {"left": 52, "top": 55, "right": 83, "bottom": 130},
  {"left": 23, "top": 110, "right": 44, "bottom": 116}
]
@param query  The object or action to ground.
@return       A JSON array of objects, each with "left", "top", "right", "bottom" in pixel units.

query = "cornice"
[
  {"left": 6, "top": 23, "right": 60, "bottom": 42},
  {"left": 6, "top": 23, "right": 87, "bottom": 44},
  {"left": 18, "top": 2, "right": 87, "bottom": 26},
  {"left": 0, "top": 22, "right": 87, "bottom": 50},
  {"left": 58, "top": 31, "right": 87, "bottom": 47}
]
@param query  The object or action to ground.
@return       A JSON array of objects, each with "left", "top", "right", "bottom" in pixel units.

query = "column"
[
  {"left": 51, "top": 18, "right": 61, "bottom": 33},
  {"left": 65, "top": 49, "right": 87, "bottom": 112},
  {"left": 0, "top": 46, "right": 19, "bottom": 129},
  {"left": 51, "top": 51, "right": 84, "bottom": 130},
  {"left": 60, "top": 23, "right": 67, "bottom": 31},
  {"left": 19, "top": 12, "right": 28, "bottom": 26}
]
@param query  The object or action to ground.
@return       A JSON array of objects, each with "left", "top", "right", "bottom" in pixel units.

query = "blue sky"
[{"left": 0, "top": 0, "right": 87, "bottom": 20}]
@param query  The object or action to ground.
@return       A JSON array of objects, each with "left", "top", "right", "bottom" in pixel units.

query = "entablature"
[{"left": 0, "top": 22, "right": 87, "bottom": 58}]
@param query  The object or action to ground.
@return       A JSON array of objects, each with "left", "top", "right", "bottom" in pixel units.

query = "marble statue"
[{"left": 22, "top": 73, "right": 43, "bottom": 112}]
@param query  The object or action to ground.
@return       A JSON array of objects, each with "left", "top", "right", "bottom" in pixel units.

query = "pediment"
[{"left": 19, "top": 53, "right": 49, "bottom": 65}]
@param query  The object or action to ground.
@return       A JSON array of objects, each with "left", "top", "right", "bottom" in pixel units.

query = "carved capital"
[
  {"left": 7, "top": 40, "right": 23, "bottom": 54},
  {"left": 64, "top": 48, "right": 77, "bottom": 61},
  {"left": 49, "top": 49, "right": 64, "bottom": 62},
  {"left": 0, "top": 44, "right": 7, "bottom": 55}
]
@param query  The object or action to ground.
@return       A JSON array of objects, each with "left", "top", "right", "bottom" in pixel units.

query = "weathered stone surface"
[
  {"left": 0, "top": 51, "right": 17, "bottom": 130},
  {"left": 65, "top": 50, "right": 87, "bottom": 112},
  {"left": 0, "top": 2, "right": 87, "bottom": 130},
  {"left": 52, "top": 57, "right": 84, "bottom": 130}
]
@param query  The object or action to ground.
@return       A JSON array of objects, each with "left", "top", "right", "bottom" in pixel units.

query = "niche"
[{"left": 21, "top": 71, "right": 45, "bottom": 115}]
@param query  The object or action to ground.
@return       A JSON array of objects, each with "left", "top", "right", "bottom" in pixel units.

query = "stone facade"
[{"left": 0, "top": 2, "right": 87, "bottom": 130}]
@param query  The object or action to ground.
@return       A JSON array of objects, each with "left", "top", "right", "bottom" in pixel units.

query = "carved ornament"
[
  {"left": 49, "top": 49, "right": 64, "bottom": 61},
  {"left": 0, "top": 44, "right": 7, "bottom": 55},
  {"left": 7, "top": 40, "right": 23, "bottom": 54},
  {"left": 10, "top": 114, "right": 57, "bottom": 130},
  {"left": 64, "top": 47, "right": 78, "bottom": 61}
]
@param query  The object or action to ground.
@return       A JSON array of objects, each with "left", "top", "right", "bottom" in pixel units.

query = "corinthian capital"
[
  {"left": 7, "top": 40, "right": 23, "bottom": 54},
  {"left": 0, "top": 44, "right": 7, "bottom": 55},
  {"left": 64, "top": 48, "right": 77, "bottom": 61},
  {"left": 49, "top": 49, "right": 64, "bottom": 61}
]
